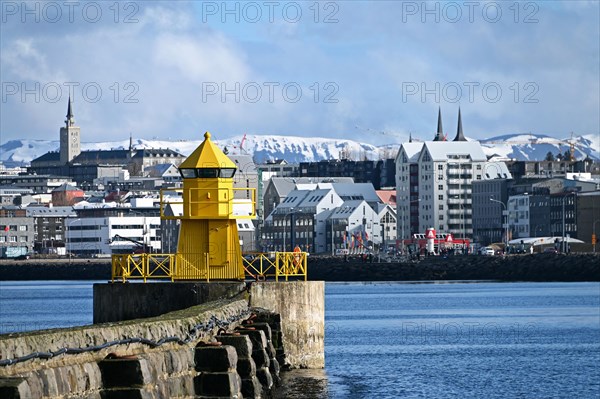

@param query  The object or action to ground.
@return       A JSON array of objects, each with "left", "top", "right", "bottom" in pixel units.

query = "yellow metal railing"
[
  {"left": 112, "top": 251, "right": 307, "bottom": 282},
  {"left": 242, "top": 252, "right": 308, "bottom": 282},
  {"left": 112, "top": 253, "right": 209, "bottom": 282}
]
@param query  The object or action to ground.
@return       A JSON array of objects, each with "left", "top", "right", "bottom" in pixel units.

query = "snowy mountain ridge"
[{"left": 1, "top": 133, "right": 598, "bottom": 167}]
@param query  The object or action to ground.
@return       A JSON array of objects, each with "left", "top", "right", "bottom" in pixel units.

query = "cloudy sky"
[{"left": 1, "top": 1, "right": 598, "bottom": 145}]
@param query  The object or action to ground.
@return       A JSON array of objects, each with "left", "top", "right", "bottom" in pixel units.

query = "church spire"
[
  {"left": 453, "top": 107, "right": 466, "bottom": 141},
  {"left": 129, "top": 132, "right": 133, "bottom": 152},
  {"left": 408, "top": 132, "right": 412, "bottom": 143},
  {"left": 433, "top": 107, "right": 444, "bottom": 141},
  {"left": 65, "top": 96, "right": 74, "bottom": 127}
]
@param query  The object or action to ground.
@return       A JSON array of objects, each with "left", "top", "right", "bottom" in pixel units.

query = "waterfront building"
[
  {"left": 576, "top": 191, "right": 600, "bottom": 246},
  {"left": 26, "top": 205, "right": 76, "bottom": 253},
  {"left": 395, "top": 108, "right": 511, "bottom": 244},
  {"left": 67, "top": 202, "right": 161, "bottom": 256},
  {"left": 472, "top": 178, "right": 510, "bottom": 245},
  {"left": 0, "top": 207, "right": 35, "bottom": 256}
]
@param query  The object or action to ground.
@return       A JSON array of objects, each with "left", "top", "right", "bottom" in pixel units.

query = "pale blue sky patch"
[{"left": 0, "top": 0, "right": 598, "bottom": 145}]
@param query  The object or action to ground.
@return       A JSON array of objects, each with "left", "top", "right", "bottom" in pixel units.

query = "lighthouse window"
[
  {"left": 197, "top": 168, "right": 219, "bottom": 178},
  {"left": 220, "top": 168, "right": 236, "bottom": 178},
  {"left": 179, "top": 168, "right": 196, "bottom": 178}
]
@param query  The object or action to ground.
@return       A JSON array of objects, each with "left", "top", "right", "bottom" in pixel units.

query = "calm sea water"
[{"left": 1, "top": 281, "right": 599, "bottom": 398}]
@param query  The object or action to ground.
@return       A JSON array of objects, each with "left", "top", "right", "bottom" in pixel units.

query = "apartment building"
[{"left": 395, "top": 109, "right": 511, "bottom": 243}]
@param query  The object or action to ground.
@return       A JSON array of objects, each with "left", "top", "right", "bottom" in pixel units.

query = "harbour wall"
[
  {"left": 1, "top": 253, "right": 598, "bottom": 281},
  {"left": 308, "top": 253, "right": 600, "bottom": 282},
  {"left": 0, "top": 281, "right": 325, "bottom": 398}
]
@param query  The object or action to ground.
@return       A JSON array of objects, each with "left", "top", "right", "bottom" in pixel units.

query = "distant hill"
[{"left": 1, "top": 133, "right": 598, "bottom": 167}]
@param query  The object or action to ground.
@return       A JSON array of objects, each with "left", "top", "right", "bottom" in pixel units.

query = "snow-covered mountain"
[{"left": 1, "top": 133, "right": 598, "bottom": 167}]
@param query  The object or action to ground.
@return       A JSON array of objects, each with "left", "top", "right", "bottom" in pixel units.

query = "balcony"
[
  {"left": 447, "top": 189, "right": 472, "bottom": 196},
  {"left": 448, "top": 209, "right": 472, "bottom": 216},
  {"left": 448, "top": 197, "right": 472, "bottom": 205}
]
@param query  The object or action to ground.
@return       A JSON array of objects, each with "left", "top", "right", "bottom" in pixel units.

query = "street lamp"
[
  {"left": 562, "top": 192, "right": 577, "bottom": 253},
  {"left": 490, "top": 198, "right": 508, "bottom": 251}
]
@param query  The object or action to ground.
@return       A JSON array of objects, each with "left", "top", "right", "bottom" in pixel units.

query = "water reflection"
[{"left": 273, "top": 369, "right": 330, "bottom": 398}]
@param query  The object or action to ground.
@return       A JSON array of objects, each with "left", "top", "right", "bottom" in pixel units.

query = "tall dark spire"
[
  {"left": 453, "top": 107, "right": 466, "bottom": 141},
  {"left": 65, "top": 96, "right": 74, "bottom": 127},
  {"left": 433, "top": 107, "right": 444, "bottom": 141},
  {"left": 66, "top": 96, "right": 73, "bottom": 118},
  {"left": 129, "top": 132, "right": 133, "bottom": 152},
  {"left": 408, "top": 132, "right": 412, "bottom": 143}
]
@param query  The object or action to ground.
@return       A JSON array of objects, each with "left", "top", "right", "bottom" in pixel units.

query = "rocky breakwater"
[
  {"left": 0, "top": 299, "right": 288, "bottom": 398},
  {"left": 308, "top": 253, "right": 600, "bottom": 282}
]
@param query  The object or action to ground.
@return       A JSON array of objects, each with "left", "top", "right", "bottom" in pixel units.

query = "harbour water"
[{"left": 1, "top": 281, "right": 599, "bottom": 398}]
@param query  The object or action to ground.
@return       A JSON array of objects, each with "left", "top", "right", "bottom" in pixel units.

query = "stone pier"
[{"left": 0, "top": 281, "right": 325, "bottom": 398}]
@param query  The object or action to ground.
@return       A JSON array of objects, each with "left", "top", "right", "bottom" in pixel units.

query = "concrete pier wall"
[
  {"left": 249, "top": 281, "right": 325, "bottom": 369},
  {"left": 93, "top": 281, "right": 246, "bottom": 323}
]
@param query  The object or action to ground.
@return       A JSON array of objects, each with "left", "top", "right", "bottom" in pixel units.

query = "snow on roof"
[
  {"left": 423, "top": 141, "right": 487, "bottom": 162},
  {"left": 299, "top": 188, "right": 333, "bottom": 206},
  {"left": 330, "top": 183, "right": 380, "bottom": 203},
  {"left": 329, "top": 199, "right": 367, "bottom": 220},
  {"left": 399, "top": 143, "right": 424, "bottom": 162}
]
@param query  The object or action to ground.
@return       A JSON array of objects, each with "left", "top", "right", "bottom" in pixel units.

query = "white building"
[
  {"left": 376, "top": 203, "right": 397, "bottom": 250},
  {"left": 395, "top": 108, "right": 511, "bottom": 243},
  {"left": 66, "top": 215, "right": 162, "bottom": 256},
  {"left": 507, "top": 194, "right": 531, "bottom": 238}
]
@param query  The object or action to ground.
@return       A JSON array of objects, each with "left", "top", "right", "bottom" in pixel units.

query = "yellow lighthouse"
[{"left": 162, "top": 132, "right": 255, "bottom": 280}]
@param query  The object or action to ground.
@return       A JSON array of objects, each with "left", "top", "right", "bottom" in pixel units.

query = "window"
[
  {"left": 439, "top": 195, "right": 444, "bottom": 200},
  {"left": 18, "top": 225, "right": 27, "bottom": 231},
  {"left": 197, "top": 168, "right": 219, "bottom": 178},
  {"left": 439, "top": 205, "right": 444, "bottom": 210},
  {"left": 221, "top": 168, "right": 236, "bottom": 178},
  {"left": 9, "top": 236, "right": 17, "bottom": 242},
  {"left": 439, "top": 215, "right": 444, "bottom": 220},
  {"left": 19, "top": 236, "right": 27, "bottom": 242},
  {"left": 438, "top": 185, "right": 443, "bottom": 190},
  {"left": 438, "top": 165, "right": 443, "bottom": 170},
  {"left": 179, "top": 168, "right": 196, "bottom": 178}
]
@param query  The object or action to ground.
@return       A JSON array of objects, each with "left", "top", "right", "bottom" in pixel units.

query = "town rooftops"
[{"left": 52, "top": 183, "right": 82, "bottom": 192}]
